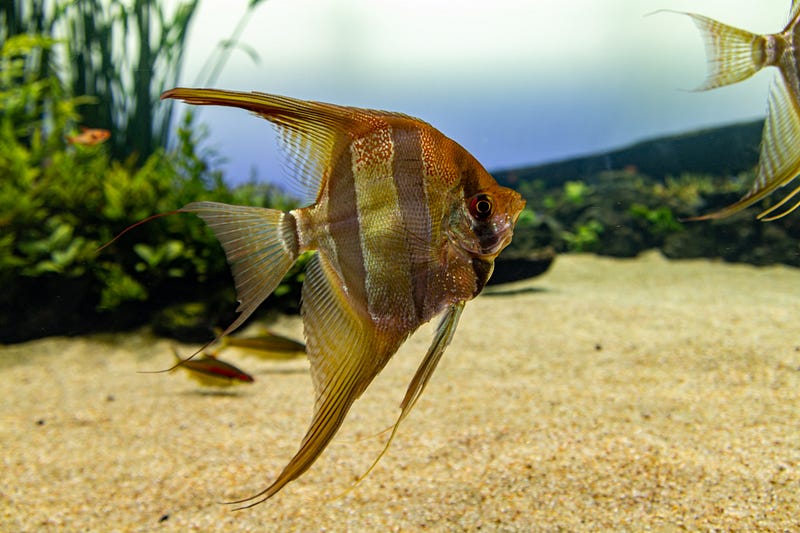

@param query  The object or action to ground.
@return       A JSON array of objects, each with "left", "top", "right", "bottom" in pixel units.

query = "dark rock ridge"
[{"left": 493, "top": 120, "right": 763, "bottom": 189}]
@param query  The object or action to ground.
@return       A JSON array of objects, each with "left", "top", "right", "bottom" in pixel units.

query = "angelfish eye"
[{"left": 469, "top": 194, "right": 493, "bottom": 220}]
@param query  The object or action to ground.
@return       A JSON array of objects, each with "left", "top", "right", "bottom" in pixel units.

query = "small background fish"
[
  {"left": 212, "top": 329, "right": 306, "bottom": 360},
  {"left": 171, "top": 348, "right": 254, "bottom": 388},
  {"left": 664, "top": 2, "right": 800, "bottom": 220},
  {"left": 66, "top": 127, "right": 110, "bottom": 146},
  {"left": 156, "top": 87, "right": 524, "bottom": 506}
]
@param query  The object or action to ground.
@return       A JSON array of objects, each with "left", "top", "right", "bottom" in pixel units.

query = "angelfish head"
[{"left": 448, "top": 168, "right": 526, "bottom": 261}]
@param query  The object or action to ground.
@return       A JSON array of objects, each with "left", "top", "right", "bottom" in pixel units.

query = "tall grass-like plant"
[
  {"left": 2, "top": 0, "right": 200, "bottom": 162},
  {"left": 60, "top": 0, "right": 200, "bottom": 161},
  {"left": 194, "top": 0, "right": 271, "bottom": 87}
]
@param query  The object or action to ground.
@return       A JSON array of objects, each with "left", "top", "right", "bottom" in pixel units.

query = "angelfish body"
[
  {"left": 666, "top": 2, "right": 800, "bottom": 219},
  {"left": 160, "top": 88, "right": 525, "bottom": 506}
]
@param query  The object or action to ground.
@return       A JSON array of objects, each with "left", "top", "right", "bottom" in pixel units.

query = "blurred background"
[
  {"left": 170, "top": 0, "right": 786, "bottom": 187},
  {"left": 2, "top": 0, "right": 796, "bottom": 343}
]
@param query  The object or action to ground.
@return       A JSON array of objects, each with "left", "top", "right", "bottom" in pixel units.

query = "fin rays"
[
  {"left": 680, "top": 12, "right": 762, "bottom": 91},
  {"left": 161, "top": 88, "right": 419, "bottom": 206},
  {"left": 179, "top": 202, "right": 299, "bottom": 337},
  {"left": 350, "top": 302, "right": 465, "bottom": 489},
  {"left": 670, "top": 5, "right": 800, "bottom": 221},
  {"left": 691, "top": 75, "right": 800, "bottom": 220},
  {"left": 230, "top": 253, "right": 404, "bottom": 508}
]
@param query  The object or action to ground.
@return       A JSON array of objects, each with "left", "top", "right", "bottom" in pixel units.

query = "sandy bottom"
[{"left": 2, "top": 252, "right": 800, "bottom": 531}]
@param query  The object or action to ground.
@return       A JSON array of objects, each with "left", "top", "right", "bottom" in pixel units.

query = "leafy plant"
[
  {"left": 2, "top": 0, "right": 201, "bottom": 162},
  {"left": 563, "top": 220, "right": 604, "bottom": 252},
  {"left": 563, "top": 180, "right": 592, "bottom": 205},
  {"left": 62, "top": 0, "right": 201, "bottom": 161},
  {"left": 0, "top": 35, "right": 301, "bottom": 343},
  {"left": 628, "top": 204, "right": 682, "bottom": 237}
]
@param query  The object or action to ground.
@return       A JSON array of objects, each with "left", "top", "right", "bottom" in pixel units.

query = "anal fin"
[{"left": 229, "top": 253, "right": 403, "bottom": 507}]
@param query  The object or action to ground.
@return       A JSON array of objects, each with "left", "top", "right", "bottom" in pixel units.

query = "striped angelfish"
[{"left": 156, "top": 88, "right": 526, "bottom": 506}]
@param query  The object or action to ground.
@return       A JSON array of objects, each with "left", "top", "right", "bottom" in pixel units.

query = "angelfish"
[
  {"left": 159, "top": 88, "right": 525, "bottom": 506},
  {"left": 664, "top": 2, "right": 800, "bottom": 220}
]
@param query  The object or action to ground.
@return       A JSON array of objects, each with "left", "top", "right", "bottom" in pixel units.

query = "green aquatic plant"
[
  {"left": 628, "top": 204, "right": 682, "bottom": 237},
  {"left": 515, "top": 207, "right": 538, "bottom": 227},
  {"left": 657, "top": 174, "right": 717, "bottom": 206},
  {"left": 3, "top": 0, "right": 273, "bottom": 165},
  {"left": 59, "top": 0, "right": 200, "bottom": 161},
  {"left": 0, "top": 36, "right": 303, "bottom": 342},
  {"left": 194, "top": 0, "right": 272, "bottom": 87},
  {"left": 563, "top": 180, "right": 592, "bottom": 205},
  {"left": 2, "top": 0, "right": 201, "bottom": 162},
  {"left": 563, "top": 220, "right": 604, "bottom": 252}
]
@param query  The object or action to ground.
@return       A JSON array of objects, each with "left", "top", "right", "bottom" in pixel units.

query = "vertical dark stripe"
[
  {"left": 392, "top": 126, "right": 432, "bottom": 322},
  {"left": 327, "top": 149, "right": 369, "bottom": 316},
  {"left": 789, "top": 25, "right": 800, "bottom": 98},
  {"left": 471, "top": 257, "right": 494, "bottom": 297}
]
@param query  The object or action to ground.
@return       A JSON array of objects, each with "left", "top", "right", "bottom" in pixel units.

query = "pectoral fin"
[{"left": 352, "top": 301, "right": 465, "bottom": 486}]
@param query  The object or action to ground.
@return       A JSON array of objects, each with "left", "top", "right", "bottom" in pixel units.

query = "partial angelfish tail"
[
  {"left": 682, "top": 11, "right": 766, "bottom": 91},
  {"left": 179, "top": 201, "right": 300, "bottom": 337}
]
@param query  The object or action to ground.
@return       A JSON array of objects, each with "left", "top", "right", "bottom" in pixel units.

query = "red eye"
[{"left": 469, "top": 194, "right": 493, "bottom": 220}]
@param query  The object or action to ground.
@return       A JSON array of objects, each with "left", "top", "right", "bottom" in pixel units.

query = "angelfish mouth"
[
  {"left": 453, "top": 223, "right": 514, "bottom": 258},
  {"left": 478, "top": 230, "right": 513, "bottom": 256},
  {"left": 475, "top": 216, "right": 515, "bottom": 256}
]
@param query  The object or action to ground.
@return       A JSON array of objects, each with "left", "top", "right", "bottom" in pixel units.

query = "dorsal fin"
[{"left": 161, "top": 88, "right": 420, "bottom": 205}]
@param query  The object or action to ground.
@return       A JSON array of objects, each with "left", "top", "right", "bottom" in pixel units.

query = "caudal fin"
[
  {"left": 179, "top": 201, "right": 300, "bottom": 338},
  {"left": 685, "top": 12, "right": 764, "bottom": 91}
]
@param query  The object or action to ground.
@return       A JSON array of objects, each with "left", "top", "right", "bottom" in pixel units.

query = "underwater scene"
[{"left": 2, "top": 0, "right": 799, "bottom": 530}]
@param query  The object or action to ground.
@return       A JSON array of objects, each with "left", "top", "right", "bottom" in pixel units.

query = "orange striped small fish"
[
  {"left": 66, "top": 127, "right": 110, "bottom": 146},
  {"left": 155, "top": 88, "right": 524, "bottom": 506},
  {"left": 663, "top": 3, "right": 800, "bottom": 220},
  {"left": 172, "top": 349, "right": 254, "bottom": 387}
]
